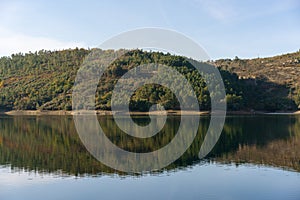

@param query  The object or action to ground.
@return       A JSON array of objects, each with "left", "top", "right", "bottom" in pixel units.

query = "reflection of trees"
[
  {"left": 0, "top": 115, "right": 299, "bottom": 176},
  {"left": 211, "top": 116, "right": 297, "bottom": 156},
  {"left": 99, "top": 116, "right": 179, "bottom": 153},
  {"left": 0, "top": 116, "right": 116, "bottom": 176},
  {"left": 210, "top": 115, "right": 300, "bottom": 171}
]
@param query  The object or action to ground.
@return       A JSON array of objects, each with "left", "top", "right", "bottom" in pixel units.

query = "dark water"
[{"left": 0, "top": 115, "right": 299, "bottom": 200}]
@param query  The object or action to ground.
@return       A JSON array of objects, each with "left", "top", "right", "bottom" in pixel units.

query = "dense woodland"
[{"left": 0, "top": 48, "right": 299, "bottom": 112}]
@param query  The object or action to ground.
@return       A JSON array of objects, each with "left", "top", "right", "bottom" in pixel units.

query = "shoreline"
[{"left": 1, "top": 110, "right": 300, "bottom": 116}]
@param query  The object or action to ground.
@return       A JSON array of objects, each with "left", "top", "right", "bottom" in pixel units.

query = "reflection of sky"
[
  {"left": 0, "top": 167, "right": 73, "bottom": 188},
  {"left": 1, "top": 163, "right": 299, "bottom": 200}
]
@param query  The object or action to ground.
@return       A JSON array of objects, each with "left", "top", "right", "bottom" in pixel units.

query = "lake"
[{"left": 0, "top": 115, "right": 299, "bottom": 200}]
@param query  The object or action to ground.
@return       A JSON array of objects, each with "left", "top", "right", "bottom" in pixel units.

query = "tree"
[
  {"left": 295, "top": 88, "right": 300, "bottom": 109},
  {"left": 226, "top": 94, "right": 243, "bottom": 111}
]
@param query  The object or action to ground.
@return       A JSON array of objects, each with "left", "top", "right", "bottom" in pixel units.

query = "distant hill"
[
  {"left": 0, "top": 48, "right": 299, "bottom": 112},
  {"left": 215, "top": 51, "right": 300, "bottom": 110},
  {"left": 215, "top": 51, "right": 300, "bottom": 87}
]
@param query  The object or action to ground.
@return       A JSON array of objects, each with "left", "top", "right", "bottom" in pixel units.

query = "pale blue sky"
[{"left": 0, "top": 0, "right": 299, "bottom": 59}]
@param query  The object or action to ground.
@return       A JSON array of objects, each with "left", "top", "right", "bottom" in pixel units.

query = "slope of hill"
[
  {"left": 215, "top": 52, "right": 300, "bottom": 87},
  {"left": 0, "top": 48, "right": 299, "bottom": 112},
  {"left": 215, "top": 51, "right": 300, "bottom": 110}
]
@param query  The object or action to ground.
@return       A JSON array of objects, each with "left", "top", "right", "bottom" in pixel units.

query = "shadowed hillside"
[{"left": 215, "top": 51, "right": 300, "bottom": 109}]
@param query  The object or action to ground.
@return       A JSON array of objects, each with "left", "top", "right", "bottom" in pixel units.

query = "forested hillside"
[
  {"left": 0, "top": 48, "right": 299, "bottom": 112},
  {"left": 216, "top": 51, "right": 300, "bottom": 110}
]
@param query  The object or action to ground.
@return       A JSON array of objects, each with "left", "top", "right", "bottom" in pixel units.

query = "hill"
[
  {"left": 0, "top": 48, "right": 299, "bottom": 112},
  {"left": 215, "top": 51, "right": 300, "bottom": 110}
]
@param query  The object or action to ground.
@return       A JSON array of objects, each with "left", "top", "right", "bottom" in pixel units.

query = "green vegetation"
[
  {"left": 0, "top": 48, "right": 89, "bottom": 110},
  {"left": 294, "top": 87, "right": 300, "bottom": 109},
  {"left": 0, "top": 48, "right": 299, "bottom": 112}
]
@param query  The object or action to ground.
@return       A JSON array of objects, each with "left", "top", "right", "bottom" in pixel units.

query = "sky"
[{"left": 0, "top": 0, "right": 299, "bottom": 59}]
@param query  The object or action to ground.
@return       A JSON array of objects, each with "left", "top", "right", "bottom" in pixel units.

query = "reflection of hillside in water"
[
  {"left": 213, "top": 116, "right": 300, "bottom": 171},
  {"left": 0, "top": 115, "right": 299, "bottom": 176}
]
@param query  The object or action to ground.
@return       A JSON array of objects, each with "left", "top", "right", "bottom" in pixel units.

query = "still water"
[{"left": 0, "top": 115, "right": 299, "bottom": 200}]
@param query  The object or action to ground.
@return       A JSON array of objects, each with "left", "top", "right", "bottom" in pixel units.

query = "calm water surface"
[{"left": 0, "top": 115, "right": 299, "bottom": 200}]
